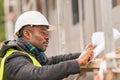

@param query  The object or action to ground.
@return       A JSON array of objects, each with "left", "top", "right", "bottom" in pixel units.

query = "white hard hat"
[{"left": 15, "top": 11, "right": 54, "bottom": 35}]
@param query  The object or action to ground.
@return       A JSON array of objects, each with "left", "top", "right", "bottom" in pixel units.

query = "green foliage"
[
  {"left": 0, "top": 0, "right": 5, "bottom": 42},
  {"left": 0, "top": 23, "right": 5, "bottom": 41}
]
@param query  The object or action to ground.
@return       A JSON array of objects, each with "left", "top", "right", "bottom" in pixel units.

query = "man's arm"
[
  {"left": 5, "top": 52, "right": 80, "bottom": 80},
  {"left": 46, "top": 53, "right": 81, "bottom": 65},
  {"left": 5, "top": 44, "right": 94, "bottom": 80}
]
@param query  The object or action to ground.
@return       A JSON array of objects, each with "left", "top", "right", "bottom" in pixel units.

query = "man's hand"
[{"left": 76, "top": 44, "right": 95, "bottom": 66}]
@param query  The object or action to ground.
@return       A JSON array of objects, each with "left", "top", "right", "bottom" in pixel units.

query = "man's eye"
[{"left": 41, "top": 31, "right": 48, "bottom": 35}]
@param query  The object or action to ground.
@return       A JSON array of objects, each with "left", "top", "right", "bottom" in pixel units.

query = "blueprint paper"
[{"left": 92, "top": 29, "right": 120, "bottom": 58}]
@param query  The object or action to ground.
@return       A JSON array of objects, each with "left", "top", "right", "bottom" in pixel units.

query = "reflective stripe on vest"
[{"left": 0, "top": 48, "right": 42, "bottom": 80}]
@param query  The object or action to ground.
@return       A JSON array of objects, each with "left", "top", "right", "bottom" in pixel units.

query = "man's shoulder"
[
  {"left": 5, "top": 50, "right": 32, "bottom": 64},
  {"left": 0, "top": 40, "right": 22, "bottom": 57}
]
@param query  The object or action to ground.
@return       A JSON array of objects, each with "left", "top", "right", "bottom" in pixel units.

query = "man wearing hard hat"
[{"left": 0, "top": 11, "right": 95, "bottom": 80}]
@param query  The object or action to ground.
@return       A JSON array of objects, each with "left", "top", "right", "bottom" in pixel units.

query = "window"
[
  {"left": 112, "top": 0, "right": 120, "bottom": 8},
  {"left": 72, "top": 0, "right": 79, "bottom": 24},
  {"left": 112, "top": 0, "right": 117, "bottom": 8}
]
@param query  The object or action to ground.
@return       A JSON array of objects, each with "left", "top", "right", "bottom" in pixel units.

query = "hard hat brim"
[{"left": 47, "top": 25, "right": 56, "bottom": 31}]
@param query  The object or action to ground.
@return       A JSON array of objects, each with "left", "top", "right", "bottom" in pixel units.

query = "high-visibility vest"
[{"left": 0, "top": 48, "right": 42, "bottom": 80}]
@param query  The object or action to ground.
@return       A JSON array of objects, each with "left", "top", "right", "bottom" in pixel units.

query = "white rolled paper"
[{"left": 92, "top": 28, "right": 120, "bottom": 58}]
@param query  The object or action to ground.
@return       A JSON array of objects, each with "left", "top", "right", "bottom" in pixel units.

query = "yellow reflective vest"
[{"left": 0, "top": 48, "right": 41, "bottom": 80}]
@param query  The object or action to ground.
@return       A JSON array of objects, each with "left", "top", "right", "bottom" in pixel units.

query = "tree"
[{"left": 0, "top": 0, "right": 5, "bottom": 42}]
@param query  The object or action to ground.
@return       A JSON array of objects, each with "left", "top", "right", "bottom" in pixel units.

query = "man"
[{"left": 0, "top": 11, "right": 95, "bottom": 80}]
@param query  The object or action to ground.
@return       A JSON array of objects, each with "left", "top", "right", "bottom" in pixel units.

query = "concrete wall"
[
  {"left": 41, "top": 0, "right": 97, "bottom": 57},
  {"left": 42, "top": 0, "right": 85, "bottom": 56},
  {"left": 112, "top": 5, "right": 120, "bottom": 48}
]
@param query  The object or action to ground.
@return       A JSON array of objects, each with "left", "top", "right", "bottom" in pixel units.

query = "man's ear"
[{"left": 23, "top": 30, "right": 31, "bottom": 40}]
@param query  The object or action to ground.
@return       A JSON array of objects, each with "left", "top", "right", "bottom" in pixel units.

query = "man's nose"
[{"left": 44, "top": 34, "right": 49, "bottom": 41}]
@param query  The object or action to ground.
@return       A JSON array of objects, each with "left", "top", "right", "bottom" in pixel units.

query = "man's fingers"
[
  {"left": 77, "top": 46, "right": 94, "bottom": 66},
  {"left": 86, "top": 48, "right": 94, "bottom": 62},
  {"left": 86, "top": 43, "right": 97, "bottom": 50},
  {"left": 86, "top": 48, "right": 94, "bottom": 55},
  {"left": 93, "top": 45, "right": 97, "bottom": 49},
  {"left": 85, "top": 43, "right": 92, "bottom": 49}
]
